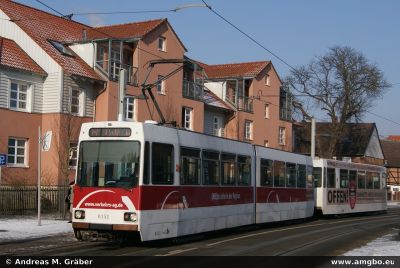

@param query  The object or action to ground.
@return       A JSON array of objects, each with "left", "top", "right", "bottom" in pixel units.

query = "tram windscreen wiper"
[{"left": 105, "top": 180, "right": 117, "bottom": 186}]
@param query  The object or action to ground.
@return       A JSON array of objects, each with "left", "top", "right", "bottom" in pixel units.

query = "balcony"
[
  {"left": 94, "top": 40, "right": 139, "bottom": 86},
  {"left": 95, "top": 59, "right": 138, "bottom": 86},
  {"left": 226, "top": 93, "right": 253, "bottom": 113},
  {"left": 182, "top": 80, "right": 204, "bottom": 101},
  {"left": 280, "top": 107, "right": 292, "bottom": 121}
]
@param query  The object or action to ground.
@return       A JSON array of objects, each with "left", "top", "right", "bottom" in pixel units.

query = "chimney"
[{"left": 82, "top": 29, "right": 87, "bottom": 41}]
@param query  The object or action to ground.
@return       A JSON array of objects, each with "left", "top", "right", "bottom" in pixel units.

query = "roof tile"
[
  {"left": 203, "top": 90, "right": 233, "bottom": 111},
  {"left": 381, "top": 140, "right": 400, "bottom": 167},
  {"left": 0, "top": 0, "right": 102, "bottom": 80},
  {"left": 0, "top": 37, "right": 46, "bottom": 75},
  {"left": 89, "top": 19, "right": 166, "bottom": 39},
  {"left": 200, "top": 61, "right": 270, "bottom": 79}
]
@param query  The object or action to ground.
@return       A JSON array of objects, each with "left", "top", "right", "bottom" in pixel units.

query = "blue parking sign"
[{"left": 0, "top": 154, "right": 7, "bottom": 166}]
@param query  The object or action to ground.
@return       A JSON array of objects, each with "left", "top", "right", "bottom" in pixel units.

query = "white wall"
[
  {"left": 70, "top": 43, "right": 95, "bottom": 68},
  {"left": 365, "top": 128, "right": 384, "bottom": 159},
  {"left": 0, "top": 10, "right": 62, "bottom": 113},
  {"left": 0, "top": 68, "right": 44, "bottom": 113},
  {"left": 205, "top": 81, "right": 226, "bottom": 100}
]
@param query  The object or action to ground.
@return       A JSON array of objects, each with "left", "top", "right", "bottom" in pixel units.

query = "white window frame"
[
  {"left": 265, "top": 73, "right": 271, "bottom": 86},
  {"left": 158, "top": 36, "right": 166, "bottom": 52},
  {"left": 245, "top": 120, "right": 253, "bottom": 140},
  {"left": 213, "top": 116, "right": 224, "bottom": 137},
  {"left": 279, "top": 127, "right": 286, "bottom": 145},
  {"left": 264, "top": 104, "right": 270, "bottom": 118},
  {"left": 157, "top": 75, "right": 166, "bottom": 94},
  {"left": 7, "top": 137, "right": 28, "bottom": 167},
  {"left": 183, "top": 107, "right": 193, "bottom": 130},
  {"left": 68, "top": 142, "right": 78, "bottom": 169},
  {"left": 124, "top": 96, "right": 135, "bottom": 121},
  {"left": 110, "top": 50, "right": 121, "bottom": 79},
  {"left": 70, "top": 87, "right": 84, "bottom": 116},
  {"left": 9, "top": 80, "right": 32, "bottom": 112}
]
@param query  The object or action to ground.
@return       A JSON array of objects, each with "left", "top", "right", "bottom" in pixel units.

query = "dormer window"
[
  {"left": 48, "top": 40, "right": 74, "bottom": 57},
  {"left": 158, "top": 36, "right": 166, "bottom": 51}
]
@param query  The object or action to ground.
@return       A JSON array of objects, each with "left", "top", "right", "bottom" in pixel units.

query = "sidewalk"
[{"left": 0, "top": 216, "right": 73, "bottom": 244}]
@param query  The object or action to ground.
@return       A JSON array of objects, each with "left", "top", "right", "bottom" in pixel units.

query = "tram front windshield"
[{"left": 77, "top": 141, "right": 140, "bottom": 188}]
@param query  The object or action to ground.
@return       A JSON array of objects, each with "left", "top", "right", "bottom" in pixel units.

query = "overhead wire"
[
  {"left": 9, "top": 1, "right": 400, "bottom": 131},
  {"left": 200, "top": 0, "right": 400, "bottom": 131}
]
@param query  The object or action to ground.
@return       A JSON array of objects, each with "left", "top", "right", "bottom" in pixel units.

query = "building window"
[
  {"left": 9, "top": 81, "right": 30, "bottom": 112},
  {"left": 48, "top": 40, "right": 74, "bottom": 57},
  {"left": 265, "top": 74, "right": 270, "bottom": 86},
  {"left": 69, "top": 142, "right": 78, "bottom": 168},
  {"left": 158, "top": 36, "right": 166, "bottom": 51},
  {"left": 70, "top": 87, "right": 81, "bottom": 115},
  {"left": 157, "top": 75, "right": 166, "bottom": 94},
  {"left": 124, "top": 96, "right": 135, "bottom": 121},
  {"left": 182, "top": 107, "right": 193, "bottom": 130},
  {"left": 110, "top": 50, "right": 121, "bottom": 80},
  {"left": 213, "top": 116, "right": 224, "bottom": 137},
  {"left": 245, "top": 120, "right": 253, "bottom": 140},
  {"left": 279, "top": 127, "right": 286, "bottom": 145},
  {"left": 7, "top": 138, "right": 27, "bottom": 166},
  {"left": 264, "top": 104, "right": 269, "bottom": 118}
]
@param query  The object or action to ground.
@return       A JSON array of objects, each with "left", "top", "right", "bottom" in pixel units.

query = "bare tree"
[
  {"left": 52, "top": 114, "right": 81, "bottom": 184},
  {"left": 286, "top": 46, "right": 390, "bottom": 158}
]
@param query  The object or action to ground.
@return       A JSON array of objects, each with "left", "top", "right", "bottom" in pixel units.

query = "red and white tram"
[
  {"left": 313, "top": 159, "right": 387, "bottom": 215},
  {"left": 72, "top": 121, "right": 314, "bottom": 241}
]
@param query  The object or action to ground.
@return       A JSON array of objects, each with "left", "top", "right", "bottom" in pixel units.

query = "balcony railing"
[
  {"left": 225, "top": 93, "right": 253, "bottom": 113},
  {"left": 183, "top": 80, "right": 203, "bottom": 101},
  {"left": 280, "top": 107, "right": 292, "bottom": 121},
  {"left": 95, "top": 60, "right": 138, "bottom": 86}
]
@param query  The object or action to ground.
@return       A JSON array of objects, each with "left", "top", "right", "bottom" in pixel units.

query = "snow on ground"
[
  {"left": 344, "top": 232, "right": 400, "bottom": 256},
  {"left": 388, "top": 201, "right": 400, "bottom": 207},
  {"left": 0, "top": 217, "right": 73, "bottom": 243}
]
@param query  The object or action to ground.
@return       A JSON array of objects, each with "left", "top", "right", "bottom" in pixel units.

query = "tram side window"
[
  {"left": 349, "top": 170, "right": 357, "bottom": 187},
  {"left": 287, "top": 163, "right": 297, "bottom": 188},
  {"left": 340, "top": 169, "right": 349, "bottom": 188},
  {"left": 180, "top": 147, "right": 201, "bottom": 185},
  {"left": 274, "top": 161, "right": 286, "bottom": 187},
  {"left": 221, "top": 153, "right": 236, "bottom": 185},
  {"left": 366, "top": 172, "right": 374, "bottom": 189},
  {"left": 326, "top": 168, "right": 336, "bottom": 188},
  {"left": 372, "top": 173, "right": 380, "bottom": 189},
  {"left": 238, "top": 156, "right": 251, "bottom": 185},
  {"left": 143, "top": 142, "right": 150, "bottom": 185},
  {"left": 152, "top": 143, "right": 174, "bottom": 185},
  {"left": 297, "top": 164, "right": 306, "bottom": 188},
  {"left": 313, "top": 167, "right": 322, "bottom": 187},
  {"left": 357, "top": 171, "right": 366, "bottom": 189},
  {"left": 203, "top": 150, "right": 220, "bottom": 185},
  {"left": 260, "top": 159, "right": 273, "bottom": 186}
]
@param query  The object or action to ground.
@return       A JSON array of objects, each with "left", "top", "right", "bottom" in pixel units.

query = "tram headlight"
[
  {"left": 74, "top": 210, "right": 85, "bottom": 219},
  {"left": 124, "top": 212, "right": 137, "bottom": 222}
]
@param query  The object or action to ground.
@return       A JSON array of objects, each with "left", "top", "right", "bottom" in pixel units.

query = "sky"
[{"left": 16, "top": 0, "right": 400, "bottom": 137}]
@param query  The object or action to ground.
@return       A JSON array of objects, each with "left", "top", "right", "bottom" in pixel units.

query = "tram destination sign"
[{"left": 89, "top": 128, "right": 131, "bottom": 137}]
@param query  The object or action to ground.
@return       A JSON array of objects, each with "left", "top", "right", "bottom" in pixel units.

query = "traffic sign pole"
[
  {"left": 0, "top": 153, "right": 7, "bottom": 185},
  {"left": 38, "top": 126, "right": 41, "bottom": 226}
]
